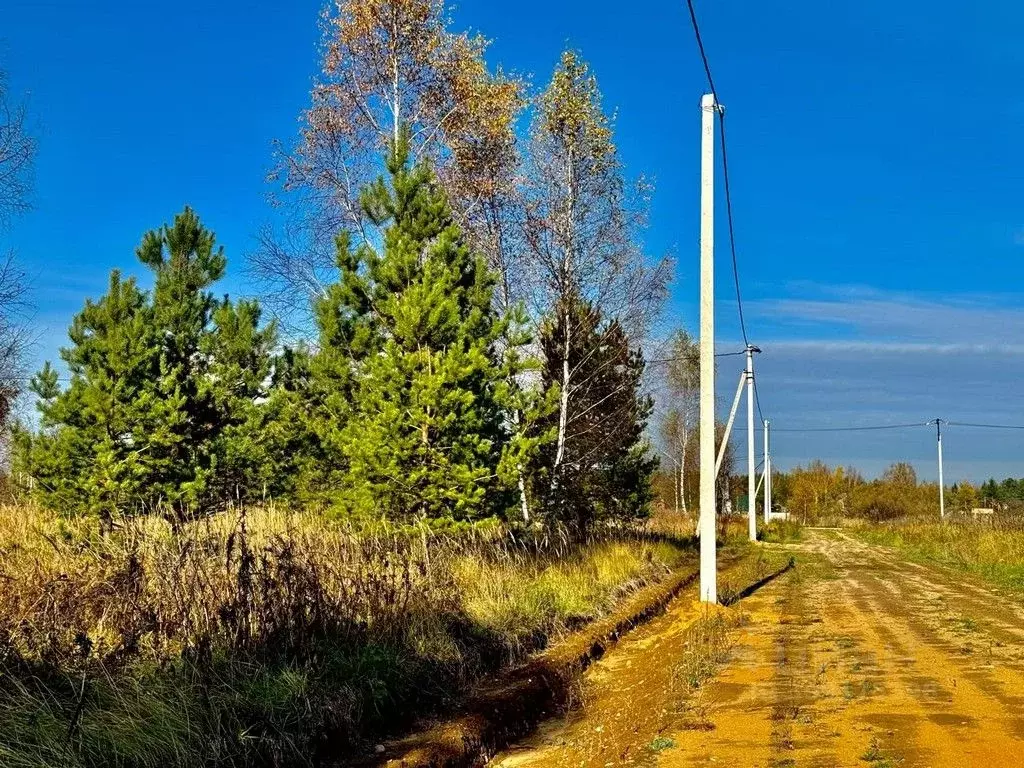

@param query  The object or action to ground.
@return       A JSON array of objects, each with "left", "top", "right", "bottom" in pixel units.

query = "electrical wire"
[
  {"left": 683, "top": 0, "right": 751, "bottom": 349},
  {"left": 684, "top": 0, "right": 718, "bottom": 96},
  {"left": 766, "top": 420, "right": 1024, "bottom": 434},
  {"left": 754, "top": 380, "right": 766, "bottom": 425},
  {"left": 718, "top": 115, "right": 750, "bottom": 348},
  {"left": 771, "top": 422, "right": 929, "bottom": 433},
  {"left": 647, "top": 349, "right": 747, "bottom": 365},
  {"left": 948, "top": 421, "right": 1024, "bottom": 431}
]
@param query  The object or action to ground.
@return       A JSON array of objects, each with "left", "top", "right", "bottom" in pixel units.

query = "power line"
[
  {"left": 683, "top": 0, "right": 751, "bottom": 349},
  {"left": 769, "top": 420, "right": 1024, "bottom": 434},
  {"left": 684, "top": 0, "right": 718, "bottom": 96},
  {"left": 647, "top": 349, "right": 747, "bottom": 365},
  {"left": 771, "top": 422, "right": 929, "bottom": 433},
  {"left": 754, "top": 379, "right": 766, "bottom": 425},
  {"left": 736, "top": 419, "right": 1024, "bottom": 434},
  {"left": 948, "top": 421, "right": 1024, "bottom": 431},
  {"left": 718, "top": 117, "right": 749, "bottom": 348}
]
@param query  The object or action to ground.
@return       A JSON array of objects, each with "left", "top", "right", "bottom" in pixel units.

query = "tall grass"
[
  {"left": 760, "top": 518, "right": 803, "bottom": 544},
  {"left": 854, "top": 514, "right": 1024, "bottom": 592},
  {"left": 0, "top": 505, "right": 692, "bottom": 767}
]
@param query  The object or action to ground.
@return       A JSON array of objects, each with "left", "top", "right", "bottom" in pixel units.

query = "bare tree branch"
[
  {"left": 249, "top": 0, "right": 524, "bottom": 334},
  {"left": 0, "top": 68, "right": 36, "bottom": 225}
]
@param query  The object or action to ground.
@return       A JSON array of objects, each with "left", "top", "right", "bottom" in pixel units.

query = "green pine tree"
[
  {"left": 309, "top": 132, "right": 515, "bottom": 521},
  {"left": 135, "top": 207, "right": 228, "bottom": 513},
  {"left": 14, "top": 209, "right": 276, "bottom": 519},
  {"left": 203, "top": 296, "right": 278, "bottom": 502},
  {"left": 13, "top": 272, "right": 158, "bottom": 520}
]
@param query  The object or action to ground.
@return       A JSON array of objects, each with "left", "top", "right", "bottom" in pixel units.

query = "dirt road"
[{"left": 490, "top": 531, "right": 1024, "bottom": 767}]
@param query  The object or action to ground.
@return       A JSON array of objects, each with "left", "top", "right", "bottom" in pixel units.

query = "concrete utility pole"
[
  {"left": 935, "top": 418, "right": 945, "bottom": 519},
  {"left": 699, "top": 93, "right": 718, "bottom": 604},
  {"left": 745, "top": 345, "right": 760, "bottom": 541},
  {"left": 765, "top": 420, "right": 772, "bottom": 522}
]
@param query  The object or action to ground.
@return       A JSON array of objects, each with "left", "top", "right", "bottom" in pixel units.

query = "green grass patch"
[
  {"left": 648, "top": 736, "right": 675, "bottom": 752},
  {"left": 853, "top": 520, "right": 1024, "bottom": 594},
  {"left": 760, "top": 519, "right": 803, "bottom": 543}
]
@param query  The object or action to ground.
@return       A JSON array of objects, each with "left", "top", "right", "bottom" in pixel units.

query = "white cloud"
[
  {"left": 746, "top": 284, "right": 1024, "bottom": 348},
  {"left": 707, "top": 284, "right": 1024, "bottom": 481}
]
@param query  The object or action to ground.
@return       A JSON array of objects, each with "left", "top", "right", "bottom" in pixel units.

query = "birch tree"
[
  {"left": 253, "top": 0, "right": 524, "bottom": 325},
  {"left": 533, "top": 295, "right": 656, "bottom": 531},
  {"left": 523, "top": 50, "right": 669, "bottom": 489},
  {"left": 657, "top": 330, "right": 699, "bottom": 513}
]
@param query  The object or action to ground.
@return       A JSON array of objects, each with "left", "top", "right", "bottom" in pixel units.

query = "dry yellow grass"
[{"left": 0, "top": 504, "right": 693, "bottom": 767}]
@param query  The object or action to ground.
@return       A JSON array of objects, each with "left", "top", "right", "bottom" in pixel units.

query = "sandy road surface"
[{"left": 490, "top": 531, "right": 1024, "bottom": 768}]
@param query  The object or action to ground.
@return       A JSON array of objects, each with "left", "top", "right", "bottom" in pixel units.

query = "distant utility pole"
[
  {"left": 699, "top": 93, "right": 718, "bottom": 604},
  {"left": 765, "top": 420, "right": 772, "bottom": 522},
  {"left": 745, "top": 345, "right": 760, "bottom": 541},
  {"left": 934, "top": 418, "right": 945, "bottom": 519}
]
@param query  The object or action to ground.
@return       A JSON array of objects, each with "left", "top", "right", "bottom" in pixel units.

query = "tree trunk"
[
  {"left": 518, "top": 471, "right": 531, "bottom": 523},
  {"left": 390, "top": 17, "right": 401, "bottom": 150},
  {"left": 553, "top": 312, "right": 570, "bottom": 470},
  {"left": 673, "top": 462, "right": 680, "bottom": 513},
  {"left": 679, "top": 426, "right": 688, "bottom": 515},
  {"left": 552, "top": 147, "right": 576, "bottom": 474}
]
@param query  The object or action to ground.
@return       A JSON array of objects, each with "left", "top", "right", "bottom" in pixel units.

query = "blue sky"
[{"left": 3, "top": 0, "right": 1024, "bottom": 481}]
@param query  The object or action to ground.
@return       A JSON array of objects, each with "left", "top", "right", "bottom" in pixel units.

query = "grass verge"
[
  {"left": 760, "top": 519, "right": 803, "bottom": 544},
  {"left": 852, "top": 518, "right": 1024, "bottom": 593}
]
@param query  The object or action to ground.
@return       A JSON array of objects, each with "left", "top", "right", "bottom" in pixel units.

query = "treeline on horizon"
[
  {"left": 9, "top": 2, "right": 671, "bottom": 535},
  {"left": 977, "top": 477, "right": 1024, "bottom": 504},
  {"left": 721, "top": 459, "right": 1022, "bottom": 524}
]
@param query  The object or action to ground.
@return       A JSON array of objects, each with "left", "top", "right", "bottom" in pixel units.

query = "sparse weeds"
[
  {"left": 860, "top": 736, "right": 901, "bottom": 767},
  {"left": 861, "top": 737, "right": 884, "bottom": 761},
  {"left": 769, "top": 705, "right": 797, "bottom": 762},
  {"left": 842, "top": 677, "right": 878, "bottom": 701},
  {"left": 950, "top": 616, "right": 979, "bottom": 634},
  {"left": 647, "top": 735, "right": 675, "bottom": 752},
  {"left": 672, "top": 609, "right": 741, "bottom": 699},
  {"left": 671, "top": 610, "right": 736, "bottom": 732}
]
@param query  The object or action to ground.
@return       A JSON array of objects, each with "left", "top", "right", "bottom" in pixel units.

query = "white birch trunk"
[
  {"left": 518, "top": 471, "right": 531, "bottom": 523},
  {"left": 552, "top": 148, "right": 576, "bottom": 473},
  {"left": 679, "top": 427, "right": 688, "bottom": 515}
]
